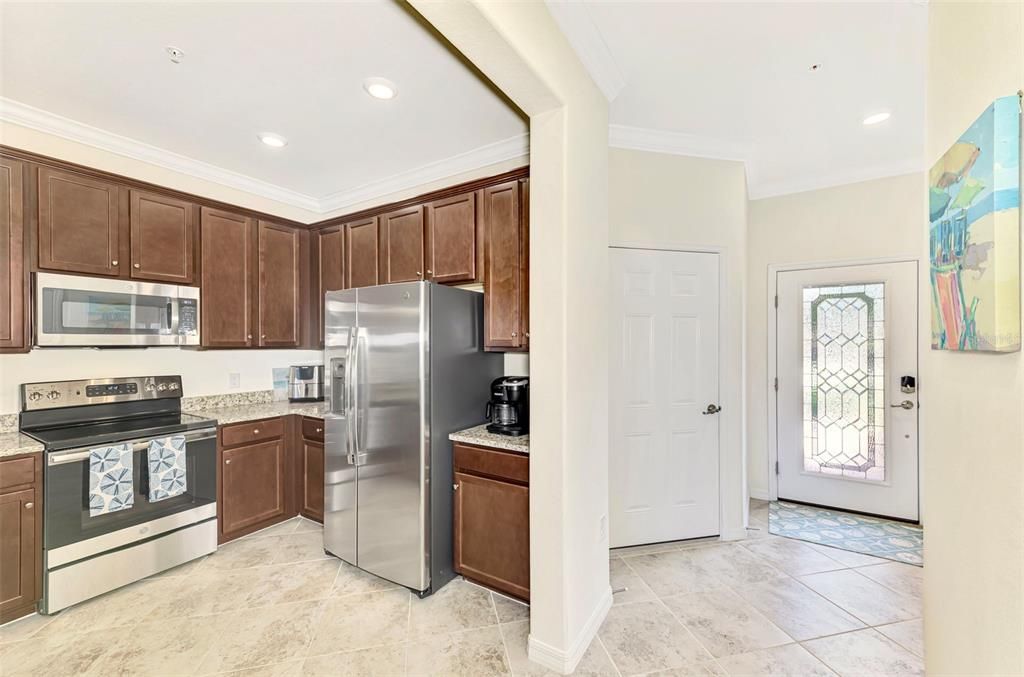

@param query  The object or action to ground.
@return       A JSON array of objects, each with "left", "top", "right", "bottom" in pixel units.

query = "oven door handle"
[{"left": 47, "top": 427, "right": 217, "bottom": 466}]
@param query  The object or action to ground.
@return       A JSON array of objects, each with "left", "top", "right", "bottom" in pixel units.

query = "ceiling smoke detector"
[
  {"left": 809, "top": 63, "right": 823, "bottom": 72},
  {"left": 165, "top": 46, "right": 185, "bottom": 64}
]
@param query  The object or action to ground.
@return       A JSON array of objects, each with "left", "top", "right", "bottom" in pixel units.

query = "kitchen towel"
[
  {"left": 89, "top": 443, "right": 135, "bottom": 516},
  {"left": 147, "top": 435, "right": 187, "bottom": 502}
]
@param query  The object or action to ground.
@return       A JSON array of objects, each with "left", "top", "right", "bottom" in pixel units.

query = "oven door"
[
  {"left": 35, "top": 272, "right": 198, "bottom": 347},
  {"left": 43, "top": 427, "right": 217, "bottom": 561}
]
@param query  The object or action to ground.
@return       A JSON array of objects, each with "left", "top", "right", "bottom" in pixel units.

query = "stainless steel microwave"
[{"left": 35, "top": 272, "right": 200, "bottom": 347}]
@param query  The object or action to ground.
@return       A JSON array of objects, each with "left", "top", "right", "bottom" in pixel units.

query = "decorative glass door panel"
[{"left": 802, "top": 283, "right": 885, "bottom": 481}]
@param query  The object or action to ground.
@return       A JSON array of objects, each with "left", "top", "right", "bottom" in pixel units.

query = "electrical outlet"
[
  {"left": 599, "top": 514, "right": 608, "bottom": 542},
  {"left": 228, "top": 373, "right": 241, "bottom": 389}
]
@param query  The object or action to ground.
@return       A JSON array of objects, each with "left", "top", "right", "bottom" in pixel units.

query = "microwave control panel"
[{"left": 178, "top": 299, "right": 198, "bottom": 337}]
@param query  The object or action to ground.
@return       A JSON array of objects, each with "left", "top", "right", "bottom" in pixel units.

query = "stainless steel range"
[{"left": 19, "top": 375, "right": 218, "bottom": 614}]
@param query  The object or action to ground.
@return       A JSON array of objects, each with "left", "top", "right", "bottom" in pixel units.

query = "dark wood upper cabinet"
[
  {"left": 129, "top": 189, "right": 195, "bottom": 284},
  {"left": 200, "top": 207, "right": 254, "bottom": 348},
  {"left": 0, "top": 156, "right": 28, "bottom": 353},
  {"left": 518, "top": 179, "right": 530, "bottom": 349},
  {"left": 257, "top": 221, "right": 301, "bottom": 348},
  {"left": 483, "top": 180, "right": 527, "bottom": 351},
  {"left": 346, "top": 217, "right": 379, "bottom": 289},
  {"left": 426, "top": 192, "right": 477, "bottom": 284},
  {"left": 379, "top": 205, "right": 425, "bottom": 284},
  {"left": 315, "top": 225, "right": 345, "bottom": 346},
  {"left": 37, "top": 166, "right": 121, "bottom": 277}
]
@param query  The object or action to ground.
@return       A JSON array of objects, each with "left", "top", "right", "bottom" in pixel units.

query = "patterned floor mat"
[{"left": 769, "top": 501, "right": 923, "bottom": 566}]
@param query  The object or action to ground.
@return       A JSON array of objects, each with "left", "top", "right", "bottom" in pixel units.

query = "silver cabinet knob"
[
  {"left": 260, "top": 334, "right": 266, "bottom": 339},
  {"left": 511, "top": 332, "right": 517, "bottom": 338},
  {"left": 416, "top": 271, "right": 422, "bottom": 277},
  {"left": 315, "top": 427, "right": 323, "bottom": 433},
  {"left": 111, "top": 260, "right": 118, "bottom": 266},
  {"left": 133, "top": 263, "right": 141, "bottom": 269},
  {"left": 525, "top": 332, "right": 530, "bottom": 339},
  {"left": 247, "top": 334, "right": 253, "bottom": 340},
  {"left": 427, "top": 269, "right": 433, "bottom": 275},
  {"left": 24, "top": 502, "right": 33, "bottom": 509},
  {"left": 253, "top": 429, "right": 260, "bottom": 434},
  {"left": 452, "top": 483, "right": 459, "bottom": 491},
  {"left": 225, "top": 459, "right": 232, "bottom": 465}
]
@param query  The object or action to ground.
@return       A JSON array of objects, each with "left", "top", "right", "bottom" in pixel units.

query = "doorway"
[
  {"left": 608, "top": 247, "right": 721, "bottom": 547},
  {"left": 773, "top": 261, "right": 919, "bottom": 522}
]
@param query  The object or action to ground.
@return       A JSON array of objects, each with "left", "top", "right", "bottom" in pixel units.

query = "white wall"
[
  {"left": 608, "top": 147, "right": 748, "bottom": 539},
  {"left": 924, "top": 2, "right": 1024, "bottom": 673},
  {"left": 745, "top": 173, "right": 924, "bottom": 499},
  {"left": 410, "top": 1, "right": 610, "bottom": 673},
  {"left": 0, "top": 349, "right": 322, "bottom": 413}
]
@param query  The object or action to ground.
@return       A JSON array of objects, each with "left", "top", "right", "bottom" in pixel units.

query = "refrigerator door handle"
[{"left": 345, "top": 325, "right": 357, "bottom": 465}]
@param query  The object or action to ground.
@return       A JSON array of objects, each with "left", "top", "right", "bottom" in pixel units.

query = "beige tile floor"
[{"left": 0, "top": 500, "right": 923, "bottom": 676}]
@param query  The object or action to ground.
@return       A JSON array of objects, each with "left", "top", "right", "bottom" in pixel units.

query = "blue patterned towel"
[
  {"left": 148, "top": 435, "right": 187, "bottom": 502},
  {"left": 89, "top": 443, "right": 134, "bottom": 516}
]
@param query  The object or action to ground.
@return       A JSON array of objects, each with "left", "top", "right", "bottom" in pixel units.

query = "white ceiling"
[
  {"left": 0, "top": 2, "right": 527, "bottom": 213},
  {"left": 550, "top": 1, "right": 928, "bottom": 198}
]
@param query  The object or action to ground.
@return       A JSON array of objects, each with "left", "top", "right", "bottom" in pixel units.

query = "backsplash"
[
  {"left": 180, "top": 390, "right": 275, "bottom": 411},
  {"left": 0, "top": 414, "right": 17, "bottom": 433}
]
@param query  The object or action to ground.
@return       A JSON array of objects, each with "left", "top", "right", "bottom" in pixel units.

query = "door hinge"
[
  {"left": 775, "top": 461, "right": 780, "bottom": 475},
  {"left": 773, "top": 377, "right": 778, "bottom": 391},
  {"left": 774, "top": 294, "right": 778, "bottom": 309}
]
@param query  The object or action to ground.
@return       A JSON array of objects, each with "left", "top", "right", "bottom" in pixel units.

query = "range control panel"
[{"left": 21, "top": 375, "right": 182, "bottom": 411}]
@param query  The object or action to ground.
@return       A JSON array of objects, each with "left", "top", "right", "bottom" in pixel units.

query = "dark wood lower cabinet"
[
  {"left": 300, "top": 417, "right": 324, "bottom": 523},
  {"left": 218, "top": 419, "right": 287, "bottom": 543},
  {"left": 0, "top": 453, "right": 42, "bottom": 623},
  {"left": 453, "top": 442, "right": 530, "bottom": 601}
]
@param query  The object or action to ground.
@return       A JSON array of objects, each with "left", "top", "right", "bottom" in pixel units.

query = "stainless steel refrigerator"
[{"left": 323, "top": 281, "right": 502, "bottom": 595}]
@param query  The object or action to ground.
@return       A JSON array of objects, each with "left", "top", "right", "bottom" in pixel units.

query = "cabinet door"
[
  {"left": 315, "top": 225, "right": 345, "bottom": 347},
  {"left": 0, "top": 487, "right": 37, "bottom": 621},
  {"left": 345, "top": 217, "right": 379, "bottom": 289},
  {"left": 220, "top": 439, "right": 286, "bottom": 540},
  {"left": 426, "top": 192, "right": 477, "bottom": 284},
  {"left": 200, "top": 208, "right": 254, "bottom": 347},
  {"left": 129, "top": 189, "right": 195, "bottom": 284},
  {"left": 257, "top": 221, "right": 300, "bottom": 348},
  {"left": 518, "top": 178, "right": 530, "bottom": 348},
  {"left": 483, "top": 181, "right": 524, "bottom": 350},
  {"left": 0, "top": 157, "right": 27, "bottom": 352},
  {"left": 454, "top": 471, "right": 529, "bottom": 600},
  {"left": 37, "top": 166, "right": 122, "bottom": 277},
  {"left": 300, "top": 439, "right": 324, "bottom": 523},
  {"left": 379, "top": 205, "right": 425, "bottom": 283}
]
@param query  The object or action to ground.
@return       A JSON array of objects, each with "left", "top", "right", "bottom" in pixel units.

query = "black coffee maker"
[{"left": 485, "top": 376, "right": 529, "bottom": 436}]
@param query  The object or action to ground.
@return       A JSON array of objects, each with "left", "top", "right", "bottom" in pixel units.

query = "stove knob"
[
  {"left": 157, "top": 383, "right": 167, "bottom": 391},
  {"left": 46, "top": 390, "right": 61, "bottom": 400},
  {"left": 168, "top": 382, "right": 179, "bottom": 390},
  {"left": 28, "top": 392, "right": 42, "bottom": 402},
  {"left": 145, "top": 382, "right": 156, "bottom": 392}
]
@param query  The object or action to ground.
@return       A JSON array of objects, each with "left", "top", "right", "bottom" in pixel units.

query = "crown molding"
[
  {"left": 747, "top": 157, "right": 925, "bottom": 200},
  {"left": 317, "top": 133, "right": 529, "bottom": 214},
  {"left": 609, "top": 123, "right": 750, "bottom": 162},
  {"left": 0, "top": 97, "right": 529, "bottom": 217},
  {"left": 0, "top": 97, "right": 321, "bottom": 212},
  {"left": 545, "top": 1, "right": 626, "bottom": 102}
]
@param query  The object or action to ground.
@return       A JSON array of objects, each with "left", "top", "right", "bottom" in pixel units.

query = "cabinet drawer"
[
  {"left": 220, "top": 417, "right": 284, "bottom": 448},
  {"left": 302, "top": 417, "right": 325, "bottom": 442},
  {"left": 453, "top": 443, "right": 528, "bottom": 484},
  {"left": 0, "top": 455, "right": 37, "bottom": 492}
]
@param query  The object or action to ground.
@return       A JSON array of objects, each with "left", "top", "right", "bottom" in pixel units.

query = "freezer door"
[
  {"left": 323, "top": 289, "right": 357, "bottom": 565},
  {"left": 355, "top": 282, "right": 429, "bottom": 591}
]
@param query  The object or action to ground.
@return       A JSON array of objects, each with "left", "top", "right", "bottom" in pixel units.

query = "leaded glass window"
[{"left": 802, "top": 283, "right": 885, "bottom": 481}]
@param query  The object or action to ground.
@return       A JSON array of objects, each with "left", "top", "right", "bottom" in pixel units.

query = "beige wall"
[
  {"left": 608, "top": 147, "right": 749, "bottom": 539},
  {"left": 924, "top": 2, "right": 1024, "bottom": 673},
  {"left": 745, "top": 173, "right": 924, "bottom": 499}
]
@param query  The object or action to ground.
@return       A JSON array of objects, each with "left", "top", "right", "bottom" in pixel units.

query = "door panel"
[
  {"left": 609, "top": 248, "right": 720, "bottom": 547},
  {"left": 0, "top": 488, "right": 36, "bottom": 618},
  {"left": 200, "top": 208, "right": 253, "bottom": 347},
  {"left": 37, "top": 167, "right": 121, "bottom": 277},
  {"left": 0, "top": 156, "right": 26, "bottom": 351},
  {"left": 483, "top": 181, "right": 523, "bottom": 350},
  {"left": 379, "top": 206, "right": 425, "bottom": 283},
  {"left": 345, "top": 218, "right": 379, "bottom": 289},
  {"left": 257, "top": 221, "right": 300, "bottom": 347},
  {"left": 129, "top": 190, "right": 195, "bottom": 283},
  {"left": 301, "top": 440, "right": 325, "bottom": 523},
  {"left": 355, "top": 282, "right": 427, "bottom": 590},
  {"left": 776, "top": 262, "right": 919, "bottom": 520},
  {"left": 315, "top": 225, "right": 345, "bottom": 347},
  {"left": 426, "top": 193, "right": 476, "bottom": 284},
  {"left": 323, "top": 289, "right": 357, "bottom": 564},
  {"left": 220, "top": 440, "right": 286, "bottom": 537}
]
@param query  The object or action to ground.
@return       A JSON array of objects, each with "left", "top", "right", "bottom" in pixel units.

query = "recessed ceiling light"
[
  {"left": 863, "top": 112, "right": 891, "bottom": 126},
  {"left": 363, "top": 77, "right": 397, "bottom": 100},
  {"left": 257, "top": 133, "right": 288, "bottom": 148}
]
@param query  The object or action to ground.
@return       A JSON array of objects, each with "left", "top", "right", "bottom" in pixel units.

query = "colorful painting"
[{"left": 929, "top": 94, "right": 1021, "bottom": 352}]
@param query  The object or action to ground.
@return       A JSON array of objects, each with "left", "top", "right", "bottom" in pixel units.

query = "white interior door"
[
  {"left": 776, "top": 261, "right": 919, "bottom": 521},
  {"left": 609, "top": 248, "right": 720, "bottom": 548}
]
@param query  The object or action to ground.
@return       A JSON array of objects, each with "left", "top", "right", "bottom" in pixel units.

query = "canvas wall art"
[{"left": 929, "top": 93, "right": 1021, "bottom": 352}]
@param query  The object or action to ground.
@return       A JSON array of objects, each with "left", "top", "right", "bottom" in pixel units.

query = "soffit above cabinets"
[
  {"left": 548, "top": 1, "right": 928, "bottom": 198},
  {"left": 0, "top": 1, "right": 528, "bottom": 214}
]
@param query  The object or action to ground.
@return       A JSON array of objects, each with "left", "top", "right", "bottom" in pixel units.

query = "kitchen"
[{"left": 0, "top": 2, "right": 536, "bottom": 673}]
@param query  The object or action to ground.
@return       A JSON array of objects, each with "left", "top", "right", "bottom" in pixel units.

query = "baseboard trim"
[
  {"left": 749, "top": 488, "right": 772, "bottom": 501},
  {"left": 720, "top": 527, "right": 749, "bottom": 541},
  {"left": 527, "top": 586, "right": 613, "bottom": 675}
]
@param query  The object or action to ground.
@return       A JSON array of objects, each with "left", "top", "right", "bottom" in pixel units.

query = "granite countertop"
[
  {"left": 449, "top": 424, "right": 529, "bottom": 454},
  {"left": 183, "top": 400, "right": 328, "bottom": 426},
  {"left": 0, "top": 431, "right": 45, "bottom": 459}
]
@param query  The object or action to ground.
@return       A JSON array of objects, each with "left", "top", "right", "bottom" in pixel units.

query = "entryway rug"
[{"left": 769, "top": 501, "right": 923, "bottom": 566}]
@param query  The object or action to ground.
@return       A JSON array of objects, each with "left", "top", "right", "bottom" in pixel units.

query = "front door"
[
  {"left": 776, "top": 261, "right": 919, "bottom": 521},
  {"left": 609, "top": 248, "right": 720, "bottom": 548}
]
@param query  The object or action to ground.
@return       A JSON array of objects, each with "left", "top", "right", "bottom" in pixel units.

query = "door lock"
[
  {"left": 702, "top": 404, "right": 722, "bottom": 415},
  {"left": 890, "top": 400, "right": 915, "bottom": 410}
]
